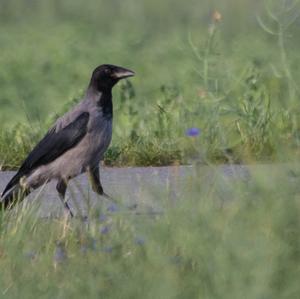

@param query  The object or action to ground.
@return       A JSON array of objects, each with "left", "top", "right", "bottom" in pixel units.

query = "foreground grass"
[{"left": 0, "top": 165, "right": 299, "bottom": 298}]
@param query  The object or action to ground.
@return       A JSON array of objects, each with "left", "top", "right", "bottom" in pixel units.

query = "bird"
[{"left": 1, "top": 64, "right": 135, "bottom": 216}]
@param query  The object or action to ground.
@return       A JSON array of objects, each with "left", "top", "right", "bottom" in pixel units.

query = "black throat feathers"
[{"left": 98, "top": 91, "right": 113, "bottom": 120}]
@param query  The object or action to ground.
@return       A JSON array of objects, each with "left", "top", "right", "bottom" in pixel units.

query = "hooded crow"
[{"left": 1, "top": 64, "right": 135, "bottom": 216}]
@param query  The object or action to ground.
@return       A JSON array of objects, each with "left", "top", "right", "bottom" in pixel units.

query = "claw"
[{"left": 102, "top": 192, "right": 112, "bottom": 200}]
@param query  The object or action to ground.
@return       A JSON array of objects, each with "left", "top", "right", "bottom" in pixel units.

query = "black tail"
[
  {"left": 0, "top": 184, "right": 30, "bottom": 210},
  {"left": 1, "top": 171, "right": 24, "bottom": 198}
]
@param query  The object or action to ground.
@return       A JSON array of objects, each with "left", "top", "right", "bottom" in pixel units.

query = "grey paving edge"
[{"left": 0, "top": 164, "right": 298, "bottom": 217}]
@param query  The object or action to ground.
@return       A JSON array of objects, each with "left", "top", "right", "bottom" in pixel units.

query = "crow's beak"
[{"left": 113, "top": 67, "right": 135, "bottom": 79}]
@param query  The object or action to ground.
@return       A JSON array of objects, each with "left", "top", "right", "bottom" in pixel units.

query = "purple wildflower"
[
  {"left": 186, "top": 127, "right": 201, "bottom": 137},
  {"left": 134, "top": 237, "right": 145, "bottom": 246},
  {"left": 102, "top": 246, "right": 113, "bottom": 253},
  {"left": 100, "top": 225, "right": 110, "bottom": 235},
  {"left": 53, "top": 241, "right": 67, "bottom": 264},
  {"left": 107, "top": 203, "right": 119, "bottom": 213},
  {"left": 99, "top": 214, "right": 107, "bottom": 222}
]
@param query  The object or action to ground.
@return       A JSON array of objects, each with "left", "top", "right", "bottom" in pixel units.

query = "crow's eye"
[{"left": 104, "top": 68, "right": 111, "bottom": 74}]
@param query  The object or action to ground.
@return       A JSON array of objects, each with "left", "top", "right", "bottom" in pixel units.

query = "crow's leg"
[
  {"left": 87, "top": 165, "right": 137, "bottom": 210},
  {"left": 56, "top": 179, "right": 73, "bottom": 217},
  {"left": 88, "top": 165, "right": 111, "bottom": 199}
]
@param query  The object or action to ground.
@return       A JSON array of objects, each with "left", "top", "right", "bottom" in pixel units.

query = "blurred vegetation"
[
  {"left": 0, "top": 165, "right": 300, "bottom": 298},
  {"left": 0, "top": 2, "right": 300, "bottom": 297},
  {"left": 0, "top": 0, "right": 300, "bottom": 168}
]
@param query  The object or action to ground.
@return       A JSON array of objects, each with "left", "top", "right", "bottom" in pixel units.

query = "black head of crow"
[{"left": 90, "top": 64, "right": 135, "bottom": 92}]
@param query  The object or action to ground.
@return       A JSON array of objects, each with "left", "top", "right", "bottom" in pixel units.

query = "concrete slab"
[{"left": 0, "top": 163, "right": 298, "bottom": 217}]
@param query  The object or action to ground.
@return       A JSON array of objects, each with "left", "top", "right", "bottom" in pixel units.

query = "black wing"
[{"left": 2, "top": 112, "right": 89, "bottom": 197}]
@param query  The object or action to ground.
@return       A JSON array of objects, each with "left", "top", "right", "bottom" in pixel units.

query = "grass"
[
  {"left": 0, "top": 165, "right": 299, "bottom": 298},
  {"left": 0, "top": 1, "right": 300, "bottom": 297},
  {"left": 0, "top": 0, "right": 299, "bottom": 168}
]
